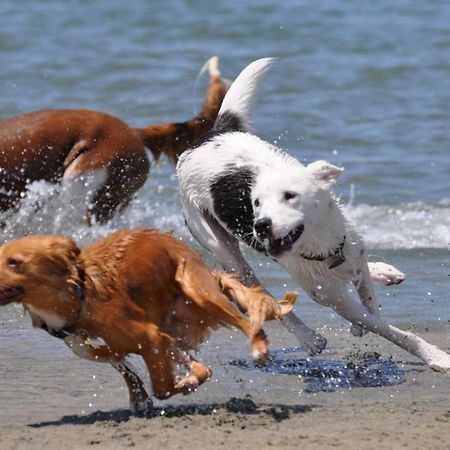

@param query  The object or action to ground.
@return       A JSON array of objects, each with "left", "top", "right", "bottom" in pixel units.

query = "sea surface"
[{"left": 0, "top": 0, "right": 449, "bottom": 393}]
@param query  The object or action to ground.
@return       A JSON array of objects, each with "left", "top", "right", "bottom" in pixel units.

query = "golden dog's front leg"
[
  {"left": 174, "top": 354, "right": 212, "bottom": 395},
  {"left": 112, "top": 363, "right": 153, "bottom": 416},
  {"left": 64, "top": 332, "right": 152, "bottom": 415},
  {"left": 139, "top": 325, "right": 187, "bottom": 400},
  {"left": 215, "top": 272, "right": 297, "bottom": 321},
  {"left": 139, "top": 325, "right": 213, "bottom": 400},
  {"left": 214, "top": 272, "right": 298, "bottom": 360}
]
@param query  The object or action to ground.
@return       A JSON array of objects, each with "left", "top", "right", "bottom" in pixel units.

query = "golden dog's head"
[{"left": 0, "top": 236, "right": 84, "bottom": 326}]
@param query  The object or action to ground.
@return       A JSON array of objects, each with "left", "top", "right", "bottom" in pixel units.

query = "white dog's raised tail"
[{"left": 215, "top": 57, "right": 276, "bottom": 132}]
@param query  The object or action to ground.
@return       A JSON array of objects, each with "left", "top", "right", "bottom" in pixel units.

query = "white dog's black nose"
[{"left": 254, "top": 217, "right": 273, "bottom": 238}]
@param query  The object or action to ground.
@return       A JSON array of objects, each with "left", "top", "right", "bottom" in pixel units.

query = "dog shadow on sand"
[{"left": 28, "top": 397, "right": 312, "bottom": 428}]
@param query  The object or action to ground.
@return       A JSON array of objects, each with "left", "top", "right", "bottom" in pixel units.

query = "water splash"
[
  {"left": 231, "top": 347, "right": 421, "bottom": 393},
  {"left": 1, "top": 174, "right": 448, "bottom": 251},
  {"left": 0, "top": 175, "right": 186, "bottom": 246}
]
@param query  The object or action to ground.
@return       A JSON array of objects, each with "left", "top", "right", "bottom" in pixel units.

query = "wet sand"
[{"left": 1, "top": 316, "right": 449, "bottom": 450}]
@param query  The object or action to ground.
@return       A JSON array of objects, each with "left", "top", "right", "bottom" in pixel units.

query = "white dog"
[{"left": 177, "top": 58, "right": 450, "bottom": 370}]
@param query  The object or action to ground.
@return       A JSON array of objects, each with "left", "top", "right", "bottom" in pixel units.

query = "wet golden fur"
[{"left": 0, "top": 229, "right": 296, "bottom": 414}]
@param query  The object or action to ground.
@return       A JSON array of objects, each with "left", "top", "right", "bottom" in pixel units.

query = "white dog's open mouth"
[{"left": 265, "top": 224, "right": 304, "bottom": 257}]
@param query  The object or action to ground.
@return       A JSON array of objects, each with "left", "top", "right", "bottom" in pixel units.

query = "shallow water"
[{"left": 0, "top": 0, "right": 449, "bottom": 415}]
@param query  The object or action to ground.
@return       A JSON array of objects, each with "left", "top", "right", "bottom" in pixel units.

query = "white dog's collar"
[{"left": 299, "top": 236, "right": 346, "bottom": 269}]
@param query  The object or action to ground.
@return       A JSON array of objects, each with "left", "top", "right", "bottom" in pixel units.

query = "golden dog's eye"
[{"left": 7, "top": 258, "right": 22, "bottom": 270}]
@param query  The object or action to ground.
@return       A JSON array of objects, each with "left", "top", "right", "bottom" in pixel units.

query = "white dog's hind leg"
[
  {"left": 352, "top": 262, "right": 405, "bottom": 336},
  {"left": 368, "top": 262, "right": 405, "bottom": 286},
  {"left": 181, "top": 198, "right": 259, "bottom": 285},
  {"left": 351, "top": 263, "right": 381, "bottom": 337},
  {"left": 326, "top": 290, "right": 450, "bottom": 370}
]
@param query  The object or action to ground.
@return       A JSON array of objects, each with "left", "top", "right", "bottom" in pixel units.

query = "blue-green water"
[{"left": 0, "top": 0, "right": 449, "bottom": 330}]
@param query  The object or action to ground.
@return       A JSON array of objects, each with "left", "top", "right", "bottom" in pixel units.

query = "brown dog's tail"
[
  {"left": 214, "top": 272, "right": 298, "bottom": 338},
  {"left": 137, "top": 56, "right": 229, "bottom": 164}
]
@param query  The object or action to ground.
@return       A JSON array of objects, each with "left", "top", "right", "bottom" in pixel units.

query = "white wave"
[
  {"left": 344, "top": 200, "right": 450, "bottom": 250},
  {"left": 1, "top": 177, "right": 448, "bottom": 251}
]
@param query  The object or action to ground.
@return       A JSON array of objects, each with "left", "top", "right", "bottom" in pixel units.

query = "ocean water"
[{"left": 0, "top": 0, "right": 449, "bottom": 343}]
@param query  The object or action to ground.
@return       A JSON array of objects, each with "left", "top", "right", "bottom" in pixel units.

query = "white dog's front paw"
[
  {"left": 368, "top": 262, "right": 406, "bottom": 286},
  {"left": 425, "top": 348, "right": 450, "bottom": 372},
  {"left": 282, "top": 314, "right": 327, "bottom": 355},
  {"left": 303, "top": 331, "right": 327, "bottom": 356},
  {"left": 350, "top": 323, "right": 369, "bottom": 337}
]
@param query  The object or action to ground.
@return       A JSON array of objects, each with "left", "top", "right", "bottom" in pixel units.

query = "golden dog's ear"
[{"left": 29, "top": 236, "right": 82, "bottom": 280}]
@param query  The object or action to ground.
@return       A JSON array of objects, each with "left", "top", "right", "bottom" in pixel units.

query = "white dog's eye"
[
  {"left": 254, "top": 198, "right": 260, "bottom": 207},
  {"left": 283, "top": 191, "right": 297, "bottom": 201}
]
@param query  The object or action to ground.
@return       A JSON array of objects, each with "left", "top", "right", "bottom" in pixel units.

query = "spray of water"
[{"left": 1, "top": 172, "right": 448, "bottom": 251}]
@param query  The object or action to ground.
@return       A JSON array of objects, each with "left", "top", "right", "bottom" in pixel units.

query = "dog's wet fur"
[
  {"left": 177, "top": 58, "right": 450, "bottom": 370},
  {"left": 0, "top": 57, "right": 229, "bottom": 223},
  {"left": 0, "top": 229, "right": 297, "bottom": 414}
]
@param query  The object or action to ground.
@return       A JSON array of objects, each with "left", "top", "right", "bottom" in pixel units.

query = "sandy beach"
[
  {"left": 1, "top": 1, "right": 450, "bottom": 449},
  {"left": 1, "top": 318, "right": 449, "bottom": 450}
]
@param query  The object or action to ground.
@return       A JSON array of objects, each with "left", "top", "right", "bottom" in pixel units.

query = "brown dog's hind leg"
[
  {"left": 175, "top": 258, "right": 269, "bottom": 361},
  {"left": 215, "top": 272, "right": 297, "bottom": 329}
]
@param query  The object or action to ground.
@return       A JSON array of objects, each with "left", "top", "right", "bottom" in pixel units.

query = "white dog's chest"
[{"left": 280, "top": 255, "right": 360, "bottom": 297}]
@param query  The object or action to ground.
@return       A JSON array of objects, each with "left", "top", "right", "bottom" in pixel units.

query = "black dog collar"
[{"left": 299, "top": 236, "right": 346, "bottom": 269}]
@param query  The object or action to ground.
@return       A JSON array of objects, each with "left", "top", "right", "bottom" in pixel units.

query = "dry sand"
[{"left": 1, "top": 318, "right": 449, "bottom": 449}]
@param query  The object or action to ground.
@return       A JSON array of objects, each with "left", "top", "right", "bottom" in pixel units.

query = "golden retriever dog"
[
  {"left": 0, "top": 57, "right": 228, "bottom": 222},
  {"left": 0, "top": 229, "right": 296, "bottom": 415}
]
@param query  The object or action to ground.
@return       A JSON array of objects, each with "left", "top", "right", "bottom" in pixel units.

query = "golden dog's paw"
[
  {"left": 175, "top": 375, "right": 200, "bottom": 395},
  {"left": 130, "top": 398, "right": 154, "bottom": 417}
]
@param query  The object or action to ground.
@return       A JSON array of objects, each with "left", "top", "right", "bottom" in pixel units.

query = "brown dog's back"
[
  {"left": 0, "top": 57, "right": 229, "bottom": 221},
  {"left": 79, "top": 230, "right": 226, "bottom": 349}
]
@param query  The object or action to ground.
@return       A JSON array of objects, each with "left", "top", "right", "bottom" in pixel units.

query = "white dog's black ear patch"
[{"left": 210, "top": 166, "right": 264, "bottom": 252}]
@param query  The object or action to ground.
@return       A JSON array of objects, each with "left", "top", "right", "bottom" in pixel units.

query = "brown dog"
[
  {"left": 0, "top": 229, "right": 296, "bottom": 414},
  {"left": 0, "top": 57, "right": 228, "bottom": 222}
]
